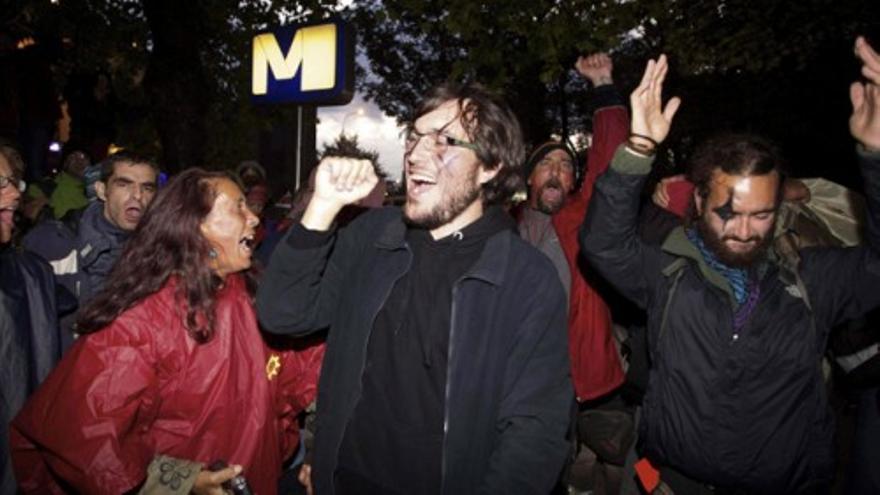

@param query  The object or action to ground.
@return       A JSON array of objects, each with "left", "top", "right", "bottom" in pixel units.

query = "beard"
[
  {"left": 696, "top": 213, "right": 774, "bottom": 268},
  {"left": 403, "top": 167, "right": 482, "bottom": 231},
  {"left": 534, "top": 177, "right": 566, "bottom": 214}
]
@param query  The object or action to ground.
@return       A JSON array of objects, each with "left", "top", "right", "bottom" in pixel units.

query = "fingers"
[
  {"left": 652, "top": 182, "right": 670, "bottom": 208},
  {"left": 204, "top": 464, "right": 242, "bottom": 485},
  {"left": 663, "top": 96, "right": 682, "bottom": 123},
  {"left": 299, "top": 464, "right": 314, "bottom": 495},
  {"left": 856, "top": 37, "right": 880, "bottom": 73},
  {"left": 636, "top": 58, "right": 656, "bottom": 92},
  {"left": 324, "top": 157, "right": 374, "bottom": 192},
  {"left": 851, "top": 81, "right": 865, "bottom": 112}
]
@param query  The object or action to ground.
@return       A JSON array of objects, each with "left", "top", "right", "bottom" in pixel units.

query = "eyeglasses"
[
  {"left": 405, "top": 128, "right": 479, "bottom": 155},
  {"left": 0, "top": 175, "right": 25, "bottom": 192}
]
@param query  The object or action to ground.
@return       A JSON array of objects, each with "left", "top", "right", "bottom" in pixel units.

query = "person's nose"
[
  {"left": 246, "top": 207, "right": 260, "bottom": 227},
  {"left": 733, "top": 216, "right": 751, "bottom": 240}
]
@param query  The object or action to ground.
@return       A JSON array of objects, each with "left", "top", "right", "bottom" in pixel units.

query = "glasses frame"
[
  {"left": 405, "top": 128, "right": 480, "bottom": 155},
  {"left": 0, "top": 174, "right": 25, "bottom": 193}
]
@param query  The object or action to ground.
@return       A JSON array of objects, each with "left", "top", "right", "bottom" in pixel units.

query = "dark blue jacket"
[
  {"left": 0, "top": 246, "right": 67, "bottom": 493},
  {"left": 581, "top": 146, "right": 880, "bottom": 493},
  {"left": 23, "top": 201, "right": 129, "bottom": 306},
  {"left": 257, "top": 207, "right": 573, "bottom": 495}
]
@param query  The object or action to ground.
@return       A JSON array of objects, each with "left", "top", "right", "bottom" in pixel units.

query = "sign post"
[{"left": 251, "top": 19, "right": 355, "bottom": 192}]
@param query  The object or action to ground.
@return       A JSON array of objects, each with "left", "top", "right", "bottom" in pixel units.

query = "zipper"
[{"left": 440, "top": 283, "right": 459, "bottom": 495}]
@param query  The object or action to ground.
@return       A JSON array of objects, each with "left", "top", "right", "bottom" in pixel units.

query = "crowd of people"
[{"left": 0, "top": 34, "right": 879, "bottom": 495}]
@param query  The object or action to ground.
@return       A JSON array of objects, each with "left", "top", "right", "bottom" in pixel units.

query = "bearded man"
[
  {"left": 581, "top": 39, "right": 880, "bottom": 494},
  {"left": 257, "top": 83, "right": 572, "bottom": 495}
]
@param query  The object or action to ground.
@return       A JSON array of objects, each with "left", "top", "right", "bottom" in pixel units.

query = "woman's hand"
[{"left": 191, "top": 464, "right": 242, "bottom": 495}]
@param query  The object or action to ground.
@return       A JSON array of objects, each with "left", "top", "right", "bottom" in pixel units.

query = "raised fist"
[{"left": 311, "top": 156, "right": 379, "bottom": 209}]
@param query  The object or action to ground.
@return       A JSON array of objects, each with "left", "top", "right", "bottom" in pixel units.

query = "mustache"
[
  {"left": 722, "top": 235, "right": 762, "bottom": 243},
  {"left": 540, "top": 177, "right": 564, "bottom": 190}
]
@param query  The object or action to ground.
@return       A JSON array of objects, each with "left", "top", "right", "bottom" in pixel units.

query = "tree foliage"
[
  {"left": 319, "top": 132, "right": 388, "bottom": 180},
  {"left": 3, "top": 0, "right": 343, "bottom": 172},
  {"left": 352, "top": 0, "right": 879, "bottom": 184}
]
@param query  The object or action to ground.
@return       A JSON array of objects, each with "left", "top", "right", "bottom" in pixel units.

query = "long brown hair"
[{"left": 76, "top": 168, "right": 256, "bottom": 342}]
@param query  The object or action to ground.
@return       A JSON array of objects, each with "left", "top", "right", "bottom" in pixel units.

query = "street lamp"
[{"left": 341, "top": 107, "right": 365, "bottom": 136}]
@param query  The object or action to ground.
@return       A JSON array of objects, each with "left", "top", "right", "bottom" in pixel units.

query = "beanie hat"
[
  {"left": 523, "top": 141, "right": 576, "bottom": 181},
  {"left": 236, "top": 160, "right": 267, "bottom": 181}
]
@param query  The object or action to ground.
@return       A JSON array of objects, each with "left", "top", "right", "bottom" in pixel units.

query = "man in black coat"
[
  {"left": 0, "top": 144, "right": 68, "bottom": 493},
  {"left": 257, "top": 84, "right": 573, "bottom": 495},
  {"left": 581, "top": 39, "right": 880, "bottom": 494}
]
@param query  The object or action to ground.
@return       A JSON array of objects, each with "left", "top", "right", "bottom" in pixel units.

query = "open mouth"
[
  {"left": 124, "top": 206, "right": 142, "bottom": 223},
  {"left": 0, "top": 205, "right": 16, "bottom": 226},
  {"left": 408, "top": 171, "right": 437, "bottom": 196},
  {"left": 239, "top": 233, "right": 256, "bottom": 253}
]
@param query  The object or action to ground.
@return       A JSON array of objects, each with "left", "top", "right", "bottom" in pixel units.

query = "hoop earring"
[{"left": 209, "top": 249, "right": 218, "bottom": 259}]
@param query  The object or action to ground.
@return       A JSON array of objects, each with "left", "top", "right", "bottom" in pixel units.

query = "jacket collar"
[
  {"left": 374, "top": 207, "right": 511, "bottom": 287},
  {"left": 661, "top": 226, "right": 736, "bottom": 304}
]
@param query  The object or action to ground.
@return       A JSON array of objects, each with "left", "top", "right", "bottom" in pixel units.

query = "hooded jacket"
[
  {"left": 11, "top": 274, "right": 323, "bottom": 495},
  {"left": 580, "top": 145, "right": 880, "bottom": 493},
  {"left": 257, "top": 207, "right": 573, "bottom": 495}
]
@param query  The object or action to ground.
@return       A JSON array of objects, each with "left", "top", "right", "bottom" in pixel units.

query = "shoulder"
[
  {"left": 23, "top": 218, "right": 77, "bottom": 261},
  {"left": 503, "top": 230, "right": 566, "bottom": 295}
]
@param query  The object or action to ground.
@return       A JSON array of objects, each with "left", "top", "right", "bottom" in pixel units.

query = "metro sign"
[{"left": 251, "top": 20, "right": 354, "bottom": 105}]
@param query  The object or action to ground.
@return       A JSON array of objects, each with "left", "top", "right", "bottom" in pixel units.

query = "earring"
[{"left": 209, "top": 249, "right": 218, "bottom": 259}]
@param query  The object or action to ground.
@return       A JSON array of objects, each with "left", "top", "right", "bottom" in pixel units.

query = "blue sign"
[{"left": 251, "top": 19, "right": 354, "bottom": 105}]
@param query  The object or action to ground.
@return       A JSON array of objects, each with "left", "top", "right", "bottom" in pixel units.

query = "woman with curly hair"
[{"left": 11, "top": 168, "right": 322, "bottom": 495}]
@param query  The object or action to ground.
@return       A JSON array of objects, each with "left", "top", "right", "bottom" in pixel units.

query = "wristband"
[{"left": 628, "top": 133, "right": 658, "bottom": 156}]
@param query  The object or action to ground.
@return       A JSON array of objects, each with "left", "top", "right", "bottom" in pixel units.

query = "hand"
[
  {"left": 192, "top": 464, "right": 242, "bottom": 495},
  {"left": 575, "top": 52, "right": 614, "bottom": 87},
  {"left": 298, "top": 463, "right": 314, "bottom": 495},
  {"left": 855, "top": 36, "right": 880, "bottom": 85},
  {"left": 851, "top": 37, "right": 880, "bottom": 150},
  {"left": 652, "top": 174, "right": 687, "bottom": 208},
  {"left": 302, "top": 156, "right": 378, "bottom": 230},
  {"left": 630, "top": 55, "right": 681, "bottom": 147}
]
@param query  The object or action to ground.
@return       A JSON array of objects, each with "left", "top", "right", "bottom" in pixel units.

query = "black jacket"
[
  {"left": 580, "top": 145, "right": 880, "bottom": 493},
  {"left": 257, "top": 207, "right": 573, "bottom": 495},
  {"left": 0, "top": 246, "right": 66, "bottom": 493}
]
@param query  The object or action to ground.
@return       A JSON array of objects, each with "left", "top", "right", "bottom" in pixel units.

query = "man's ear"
[
  {"left": 95, "top": 181, "right": 107, "bottom": 202},
  {"left": 478, "top": 164, "right": 501, "bottom": 186},
  {"left": 693, "top": 189, "right": 703, "bottom": 216}
]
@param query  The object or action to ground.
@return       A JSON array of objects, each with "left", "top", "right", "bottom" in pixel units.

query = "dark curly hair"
[
  {"left": 76, "top": 168, "right": 257, "bottom": 342},
  {"left": 408, "top": 83, "right": 526, "bottom": 205},
  {"left": 687, "top": 132, "right": 786, "bottom": 216}
]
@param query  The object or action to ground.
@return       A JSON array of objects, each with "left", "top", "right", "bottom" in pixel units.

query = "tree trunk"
[{"left": 142, "top": 0, "right": 209, "bottom": 173}]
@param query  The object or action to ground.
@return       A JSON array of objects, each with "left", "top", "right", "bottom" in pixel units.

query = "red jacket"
[
  {"left": 554, "top": 101, "right": 629, "bottom": 401},
  {"left": 10, "top": 275, "right": 323, "bottom": 495}
]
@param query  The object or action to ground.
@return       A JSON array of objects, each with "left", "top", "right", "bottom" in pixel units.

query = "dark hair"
[
  {"left": 76, "top": 168, "right": 256, "bottom": 342},
  {"left": 0, "top": 144, "right": 24, "bottom": 174},
  {"left": 410, "top": 83, "right": 526, "bottom": 204},
  {"left": 687, "top": 132, "right": 786, "bottom": 205},
  {"left": 100, "top": 150, "right": 160, "bottom": 182}
]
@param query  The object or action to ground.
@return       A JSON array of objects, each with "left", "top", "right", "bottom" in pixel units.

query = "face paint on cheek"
[{"left": 713, "top": 190, "right": 736, "bottom": 227}]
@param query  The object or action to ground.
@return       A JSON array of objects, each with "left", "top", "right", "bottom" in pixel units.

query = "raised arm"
[
  {"left": 573, "top": 53, "right": 629, "bottom": 203},
  {"left": 806, "top": 36, "right": 880, "bottom": 327},
  {"left": 256, "top": 157, "right": 377, "bottom": 335},
  {"left": 580, "top": 55, "right": 680, "bottom": 306}
]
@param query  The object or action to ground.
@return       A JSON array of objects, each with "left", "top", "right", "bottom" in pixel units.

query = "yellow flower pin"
[{"left": 266, "top": 354, "right": 282, "bottom": 380}]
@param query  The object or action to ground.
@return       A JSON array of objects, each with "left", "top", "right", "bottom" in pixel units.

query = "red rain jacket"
[
  {"left": 555, "top": 101, "right": 629, "bottom": 400},
  {"left": 10, "top": 275, "right": 323, "bottom": 495}
]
